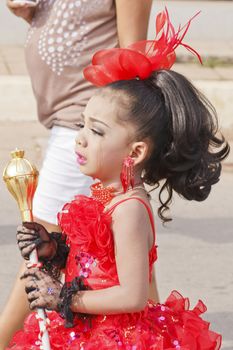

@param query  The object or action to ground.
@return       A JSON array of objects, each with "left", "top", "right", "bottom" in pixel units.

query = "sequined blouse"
[{"left": 25, "top": 0, "right": 118, "bottom": 129}]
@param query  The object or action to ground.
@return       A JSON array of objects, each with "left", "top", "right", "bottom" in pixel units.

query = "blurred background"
[{"left": 0, "top": 0, "right": 233, "bottom": 348}]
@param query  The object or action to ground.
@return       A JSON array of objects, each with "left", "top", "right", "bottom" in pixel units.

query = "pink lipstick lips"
[{"left": 76, "top": 152, "right": 87, "bottom": 165}]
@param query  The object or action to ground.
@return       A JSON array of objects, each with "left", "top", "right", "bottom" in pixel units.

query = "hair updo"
[{"left": 108, "top": 70, "right": 230, "bottom": 222}]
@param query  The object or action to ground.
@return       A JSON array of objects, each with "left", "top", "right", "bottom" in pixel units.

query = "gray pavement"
[
  {"left": 0, "top": 0, "right": 233, "bottom": 348},
  {"left": 1, "top": 1, "right": 233, "bottom": 46},
  {"left": 0, "top": 166, "right": 233, "bottom": 348}
]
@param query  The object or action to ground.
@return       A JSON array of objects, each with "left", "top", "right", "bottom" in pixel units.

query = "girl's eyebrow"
[{"left": 81, "top": 113, "right": 110, "bottom": 128}]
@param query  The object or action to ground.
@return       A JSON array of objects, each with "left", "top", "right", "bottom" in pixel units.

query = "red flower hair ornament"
[{"left": 83, "top": 8, "right": 202, "bottom": 87}]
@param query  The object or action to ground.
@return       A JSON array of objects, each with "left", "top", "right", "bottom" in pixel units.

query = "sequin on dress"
[{"left": 8, "top": 195, "right": 221, "bottom": 349}]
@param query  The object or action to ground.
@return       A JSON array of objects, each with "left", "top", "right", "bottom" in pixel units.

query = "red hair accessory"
[{"left": 84, "top": 8, "right": 202, "bottom": 87}]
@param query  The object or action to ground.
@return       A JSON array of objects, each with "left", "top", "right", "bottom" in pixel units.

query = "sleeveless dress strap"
[{"left": 107, "top": 197, "right": 156, "bottom": 247}]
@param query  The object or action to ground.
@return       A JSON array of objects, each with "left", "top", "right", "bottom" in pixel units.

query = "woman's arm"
[
  {"left": 115, "top": 0, "right": 153, "bottom": 47},
  {"left": 71, "top": 200, "right": 154, "bottom": 314},
  {"left": 6, "top": 0, "right": 36, "bottom": 23}
]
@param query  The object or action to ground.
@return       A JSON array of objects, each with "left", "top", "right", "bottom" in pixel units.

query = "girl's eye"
[
  {"left": 91, "top": 129, "right": 104, "bottom": 136},
  {"left": 76, "top": 123, "right": 84, "bottom": 130}
]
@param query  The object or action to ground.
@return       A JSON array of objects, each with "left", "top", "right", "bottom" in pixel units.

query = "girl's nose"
[
  {"left": 76, "top": 136, "right": 82, "bottom": 145},
  {"left": 75, "top": 131, "right": 87, "bottom": 147}
]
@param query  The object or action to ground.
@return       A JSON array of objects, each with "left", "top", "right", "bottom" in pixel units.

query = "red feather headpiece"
[{"left": 84, "top": 8, "right": 201, "bottom": 87}]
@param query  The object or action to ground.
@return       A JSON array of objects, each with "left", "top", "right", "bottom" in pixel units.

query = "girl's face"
[{"left": 75, "top": 92, "right": 140, "bottom": 185}]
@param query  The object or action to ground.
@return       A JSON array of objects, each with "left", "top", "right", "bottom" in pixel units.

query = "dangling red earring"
[{"left": 120, "top": 156, "right": 135, "bottom": 193}]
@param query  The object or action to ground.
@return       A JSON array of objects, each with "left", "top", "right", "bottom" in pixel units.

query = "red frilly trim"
[
  {"left": 162, "top": 291, "right": 222, "bottom": 349},
  {"left": 57, "top": 195, "right": 115, "bottom": 272},
  {"left": 8, "top": 291, "right": 221, "bottom": 350},
  {"left": 83, "top": 8, "right": 202, "bottom": 86}
]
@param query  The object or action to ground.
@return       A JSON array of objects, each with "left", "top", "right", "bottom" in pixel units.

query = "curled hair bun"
[
  {"left": 109, "top": 70, "right": 230, "bottom": 222},
  {"left": 144, "top": 70, "right": 229, "bottom": 221}
]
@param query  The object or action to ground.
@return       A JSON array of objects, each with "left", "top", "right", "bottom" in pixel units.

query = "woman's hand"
[
  {"left": 6, "top": 0, "right": 36, "bottom": 23},
  {"left": 17, "top": 222, "right": 57, "bottom": 261},
  {"left": 21, "top": 267, "right": 62, "bottom": 310}
]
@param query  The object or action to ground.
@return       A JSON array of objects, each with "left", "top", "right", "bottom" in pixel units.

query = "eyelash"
[
  {"left": 76, "top": 123, "right": 104, "bottom": 136},
  {"left": 91, "top": 129, "right": 104, "bottom": 136}
]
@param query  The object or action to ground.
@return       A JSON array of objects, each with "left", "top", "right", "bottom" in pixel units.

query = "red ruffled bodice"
[
  {"left": 8, "top": 195, "right": 221, "bottom": 350},
  {"left": 57, "top": 195, "right": 157, "bottom": 288}
]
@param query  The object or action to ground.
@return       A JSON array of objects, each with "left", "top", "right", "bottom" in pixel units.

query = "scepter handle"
[
  {"left": 22, "top": 208, "right": 51, "bottom": 349},
  {"left": 29, "top": 249, "right": 51, "bottom": 349},
  {"left": 3, "top": 150, "right": 51, "bottom": 349},
  {"left": 21, "top": 197, "right": 51, "bottom": 349}
]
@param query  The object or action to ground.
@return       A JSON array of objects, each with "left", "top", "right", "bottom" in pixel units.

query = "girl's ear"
[{"left": 130, "top": 141, "right": 149, "bottom": 166}]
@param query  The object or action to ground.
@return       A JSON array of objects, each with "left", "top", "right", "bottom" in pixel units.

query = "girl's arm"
[
  {"left": 71, "top": 200, "right": 153, "bottom": 314},
  {"left": 149, "top": 266, "right": 159, "bottom": 302},
  {"left": 116, "top": 0, "right": 153, "bottom": 47},
  {"left": 0, "top": 218, "right": 61, "bottom": 349}
]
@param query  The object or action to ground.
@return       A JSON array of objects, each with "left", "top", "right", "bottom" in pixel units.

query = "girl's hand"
[
  {"left": 21, "top": 267, "right": 62, "bottom": 310},
  {"left": 6, "top": 0, "right": 36, "bottom": 23},
  {"left": 16, "top": 222, "right": 57, "bottom": 261}
]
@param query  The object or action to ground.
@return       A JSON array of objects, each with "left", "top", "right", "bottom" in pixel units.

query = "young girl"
[
  {"left": 1, "top": 2, "right": 153, "bottom": 348},
  {"left": 9, "top": 9, "right": 229, "bottom": 350}
]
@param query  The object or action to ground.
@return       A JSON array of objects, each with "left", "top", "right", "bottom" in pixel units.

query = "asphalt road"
[{"left": 0, "top": 0, "right": 232, "bottom": 347}]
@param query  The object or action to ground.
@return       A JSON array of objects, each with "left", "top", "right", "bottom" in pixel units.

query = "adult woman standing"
[{"left": 0, "top": 0, "right": 155, "bottom": 347}]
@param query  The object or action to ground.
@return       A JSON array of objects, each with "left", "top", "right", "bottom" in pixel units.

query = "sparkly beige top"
[{"left": 25, "top": 0, "right": 118, "bottom": 129}]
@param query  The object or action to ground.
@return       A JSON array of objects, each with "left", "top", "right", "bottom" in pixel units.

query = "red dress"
[{"left": 8, "top": 195, "right": 221, "bottom": 349}]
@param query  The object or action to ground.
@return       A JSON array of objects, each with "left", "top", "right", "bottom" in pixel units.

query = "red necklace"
[
  {"left": 90, "top": 182, "right": 116, "bottom": 205},
  {"left": 90, "top": 181, "right": 146, "bottom": 205}
]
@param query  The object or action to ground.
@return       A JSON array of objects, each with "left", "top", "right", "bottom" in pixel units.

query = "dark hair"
[{"left": 107, "top": 70, "right": 230, "bottom": 222}]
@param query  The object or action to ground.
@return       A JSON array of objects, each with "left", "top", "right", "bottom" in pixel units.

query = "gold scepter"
[{"left": 3, "top": 149, "right": 51, "bottom": 350}]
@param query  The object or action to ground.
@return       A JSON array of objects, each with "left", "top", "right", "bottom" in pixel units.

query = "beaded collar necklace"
[{"left": 90, "top": 181, "right": 146, "bottom": 205}]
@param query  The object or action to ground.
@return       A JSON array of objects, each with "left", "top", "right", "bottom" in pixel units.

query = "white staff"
[{"left": 3, "top": 149, "right": 51, "bottom": 350}]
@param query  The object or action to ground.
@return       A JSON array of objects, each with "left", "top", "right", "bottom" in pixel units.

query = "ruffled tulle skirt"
[{"left": 8, "top": 291, "right": 221, "bottom": 350}]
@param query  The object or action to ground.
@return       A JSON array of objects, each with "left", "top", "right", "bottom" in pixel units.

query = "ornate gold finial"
[{"left": 3, "top": 149, "right": 39, "bottom": 221}]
